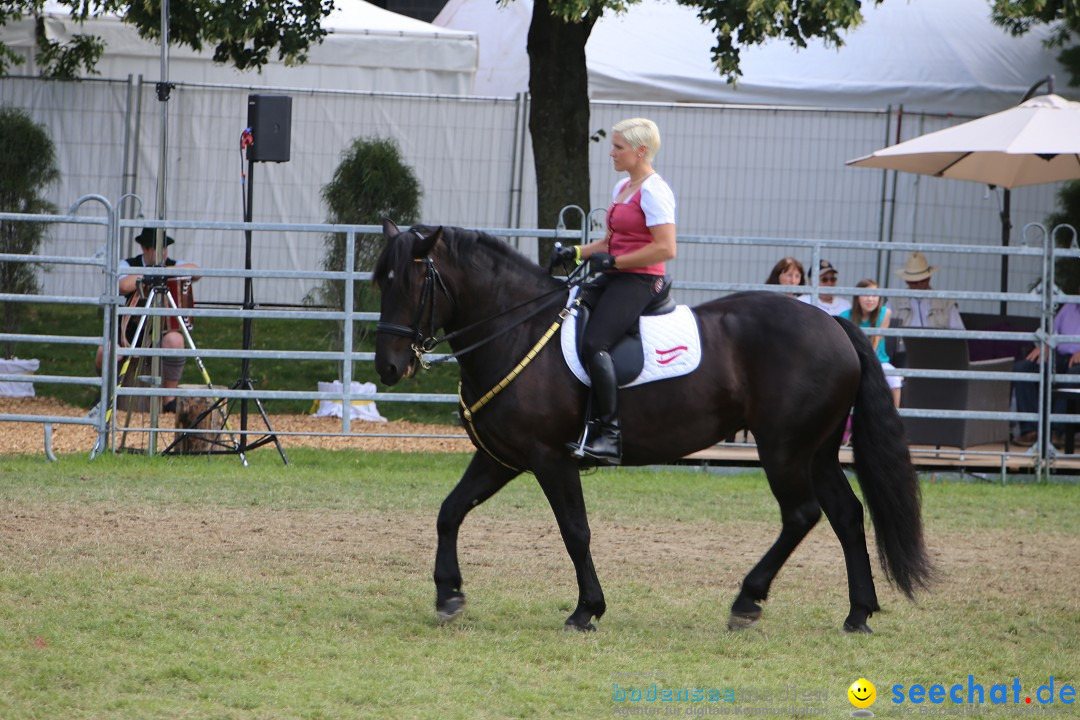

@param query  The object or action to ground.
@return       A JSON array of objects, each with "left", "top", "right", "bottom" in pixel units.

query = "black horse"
[{"left": 373, "top": 221, "right": 932, "bottom": 633}]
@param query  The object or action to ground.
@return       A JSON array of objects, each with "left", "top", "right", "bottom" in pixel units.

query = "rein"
[
  {"left": 456, "top": 304, "right": 573, "bottom": 473},
  {"left": 376, "top": 252, "right": 588, "bottom": 471},
  {"left": 376, "top": 255, "right": 575, "bottom": 369},
  {"left": 459, "top": 305, "right": 572, "bottom": 421}
]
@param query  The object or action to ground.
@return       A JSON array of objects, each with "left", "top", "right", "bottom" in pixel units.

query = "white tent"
[
  {"left": 2, "top": 0, "right": 478, "bottom": 95},
  {"left": 436, "top": 0, "right": 1070, "bottom": 115}
]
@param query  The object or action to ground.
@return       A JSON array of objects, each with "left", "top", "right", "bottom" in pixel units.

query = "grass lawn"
[
  {"left": 15, "top": 303, "right": 460, "bottom": 424},
  {"left": 1, "top": 452, "right": 1078, "bottom": 719}
]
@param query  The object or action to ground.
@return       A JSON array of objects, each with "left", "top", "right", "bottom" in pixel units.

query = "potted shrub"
[
  {"left": 0, "top": 106, "right": 59, "bottom": 396},
  {"left": 307, "top": 136, "right": 422, "bottom": 375}
]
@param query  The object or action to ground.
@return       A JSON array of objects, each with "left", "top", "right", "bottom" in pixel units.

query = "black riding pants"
[{"left": 581, "top": 272, "right": 662, "bottom": 361}]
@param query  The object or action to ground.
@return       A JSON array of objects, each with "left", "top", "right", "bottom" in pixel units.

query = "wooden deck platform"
[{"left": 682, "top": 436, "right": 1080, "bottom": 477}]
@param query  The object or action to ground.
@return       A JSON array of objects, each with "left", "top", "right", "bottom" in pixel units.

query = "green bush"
[
  {"left": 1044, "top": 180, "right": 1080, "bottom": 295},
  {"left": 307, "top": 136, "right": 422, "bottom": 376},
  {"left": 0, "top": 106, "right": 59, "bottom": 358}
]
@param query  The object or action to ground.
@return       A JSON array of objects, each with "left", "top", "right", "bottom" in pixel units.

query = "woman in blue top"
[{"left": 840, "top": 278, "right": 902, "bottom": 407}]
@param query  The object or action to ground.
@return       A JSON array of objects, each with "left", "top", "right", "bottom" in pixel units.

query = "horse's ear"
[
  {"left": 381, "top": 217, "right": 400, "bottom": 239},
  {"left": 412, "top": 226, "right": 443, "bottom": 258}
]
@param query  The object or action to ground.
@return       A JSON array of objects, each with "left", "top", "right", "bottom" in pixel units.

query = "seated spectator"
[
  {"left": 840, "top": 278, "right": 902, "bottom": 407},
  {"left": 1012, "top": 302, "right": 1080, "bottom": 447},
  {"left": 765, "top": 256, "right": 805, "bottom": 296},
  {"left": 798, "top": 259, "right": 851, "bottom": 316},
  {"left": 892, "top": 251, "right": 964, "bottom": 329},
  {"left": 95, "top": 228, "right": 200, "bottom": 412},
  {"left": 891, "top": 251, "right": 964, "bottom": 367}
]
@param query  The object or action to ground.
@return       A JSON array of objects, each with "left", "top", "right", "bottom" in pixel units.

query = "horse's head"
[{"left": 372, "top": 219, "right": 453, "bottom": 386}]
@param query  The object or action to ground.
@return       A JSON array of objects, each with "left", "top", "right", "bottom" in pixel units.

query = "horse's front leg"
[
  {"left": 434, "top": 452, "right": 520, "bottom": 622},
  {"left": 535, "top": 460, "right": 606, "bottom": 631}
]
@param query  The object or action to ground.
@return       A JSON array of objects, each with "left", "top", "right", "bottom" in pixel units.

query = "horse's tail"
[{"left": 836, "top": 317, "right": 934, "bottom": 598}]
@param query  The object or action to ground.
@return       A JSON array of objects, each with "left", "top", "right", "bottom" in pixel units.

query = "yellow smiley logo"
[{"left": 848, "top": 678, "right": 877, "bottom": 709}]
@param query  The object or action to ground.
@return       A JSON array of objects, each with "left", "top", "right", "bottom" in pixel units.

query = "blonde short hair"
[{"left": 612, "top": 118, "right": 661, "bottom": 162}]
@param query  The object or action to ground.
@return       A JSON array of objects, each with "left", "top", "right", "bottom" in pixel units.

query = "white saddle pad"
[{"left": 560, "top": 290, "right": 702, "bottom": 389}]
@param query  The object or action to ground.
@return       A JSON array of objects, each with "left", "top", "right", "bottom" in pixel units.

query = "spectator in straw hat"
[
  {"left": 891, "top": 251, "right": 964, "bottom": 331},
  {"left": 798, "top": 259, "right": 851, "bottom": 316}
]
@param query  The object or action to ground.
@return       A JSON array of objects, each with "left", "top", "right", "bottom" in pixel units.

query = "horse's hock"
[{"left": 174, "top": 392, "right": 224, "bottom": 454}]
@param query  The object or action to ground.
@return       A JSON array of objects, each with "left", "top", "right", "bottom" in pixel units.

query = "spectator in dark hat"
[
  {"left": 798, "top": 259, "right": 851, "bottom": 316},
  {"left": 94, "top": 228, "right": 200, "bottom": 412}
]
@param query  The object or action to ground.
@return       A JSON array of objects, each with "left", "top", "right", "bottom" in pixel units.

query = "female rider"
[{"left": 555, "top": 118, "right": 677, "bottom": 464}]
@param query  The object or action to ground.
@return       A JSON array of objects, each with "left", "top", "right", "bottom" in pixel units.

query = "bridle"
[
  {"left": 374, "top": 256, "right": 451, "bottom": 366},
  {"left": 375, "top": 253, "right": 573, "bottom": 370},
  {"left": 375, "top": 241, "right": 588, "bottom": 472}
]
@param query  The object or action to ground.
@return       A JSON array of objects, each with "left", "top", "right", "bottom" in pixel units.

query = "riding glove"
[
  {"left": 590, "top": 252, "right": 617, "bottom": 272},
  {"left": 553, "top": 244, "right": 580, "bottom": 265}
]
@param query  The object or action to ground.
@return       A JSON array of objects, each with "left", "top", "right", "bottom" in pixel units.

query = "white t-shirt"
[
  {"left": 798, "top": 294, "right": 852, "bottom": 316},
  {"left": 612, "top": 174, "right": 676, "bottom": 227}
]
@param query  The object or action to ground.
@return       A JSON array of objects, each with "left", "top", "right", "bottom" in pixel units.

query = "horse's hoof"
[
  {"left": 436, "top": 595, "right": 466, "bottom": 624},
  {"left": 843, "top": 620, "right": 873, "bottom": 634},
  {"left": 727, "top": 610, "right": 762, "bottom": 631},
  {"left": 564, "top": 619, "right": 597, "bottom": 632}
]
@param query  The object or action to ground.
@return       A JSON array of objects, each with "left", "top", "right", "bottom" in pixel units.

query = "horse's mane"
[{"left": 374, "top": 224, "right": 551, "bottom": 289}]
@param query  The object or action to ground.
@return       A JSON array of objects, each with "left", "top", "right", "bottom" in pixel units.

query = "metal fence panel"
[
  {"left": 4, "top": 207, "right": 1080, "bottom": 477},
  {"left": 1, "top": 77, "right": 1065, "bottom": 312}
]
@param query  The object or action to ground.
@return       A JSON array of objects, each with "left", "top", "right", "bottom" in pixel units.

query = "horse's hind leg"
[
  {"left": 535, "top": 460, "right": 606, "bottom": 631},
  {"left": 729, "top": 444, "right": 822, "bottom": 629},
  {"left": 811, "top": 452, "right": 880, "bottom": 633},
  {"left": 434, "top": 452, "right": 520, "bottom": 622}
]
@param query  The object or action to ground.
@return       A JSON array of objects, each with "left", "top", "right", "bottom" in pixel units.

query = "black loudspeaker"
[{"left": 246, "top": 94, "right": 292, "bottom": 163}]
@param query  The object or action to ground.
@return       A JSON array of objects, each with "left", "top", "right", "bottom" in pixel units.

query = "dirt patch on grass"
[
  {"left": 4, "top": 496, "right": 1078, "bottom": 611},
  {"left": 0, "top": 396, "right": 473, "bottom": 456},
  {"left": 5, "top": 402, "right": 1078, "bottom": 623}
]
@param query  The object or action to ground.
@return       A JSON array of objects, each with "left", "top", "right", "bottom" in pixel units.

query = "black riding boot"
[{"left": 581, "top": 351, "right": 622, "bottom": 465}]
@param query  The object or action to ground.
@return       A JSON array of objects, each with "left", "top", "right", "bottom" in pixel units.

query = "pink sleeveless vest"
[{"left": 606, "top": 184, "right": 665, "bottom": 276}]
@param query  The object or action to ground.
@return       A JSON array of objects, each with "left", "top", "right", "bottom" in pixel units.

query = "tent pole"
[
  {"left": 883, "top": 105, "right": 903, "bottom": 282},
  {"left": 874, "top": 105, "right": 893, "bottom": 283}
]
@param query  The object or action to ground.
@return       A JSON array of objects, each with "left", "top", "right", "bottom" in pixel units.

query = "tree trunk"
[{"left": 527, "top": 0, "right": 597, "bottom": 264}]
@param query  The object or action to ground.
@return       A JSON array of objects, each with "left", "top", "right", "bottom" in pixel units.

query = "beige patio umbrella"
[
  {"left": 848, "top": 93, "right": 1080, "bottom": 188},
  {"left": 848, "top": 92, "right": 1080, "bottom": 307}
]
